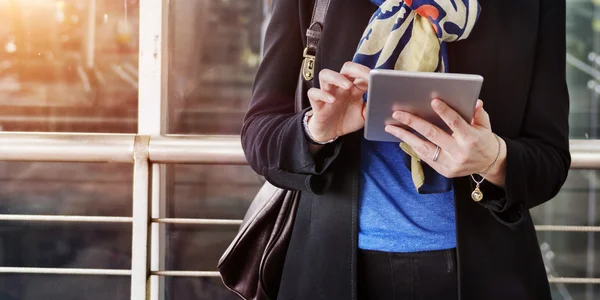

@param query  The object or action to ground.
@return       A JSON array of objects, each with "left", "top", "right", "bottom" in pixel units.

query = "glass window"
[
  {"left": 163, "top": 164, "right": 262, "bottom": 299},
  {"left": 167, "top": 165, "right": 263, "bottom": 219},
  {"left": 0, "top": 162, "right": 132, "bottom": 216},
  {"left": 0, "top": 222, "right": 131, "bottom": 269},
  {"left": 532, "top": 169, "right": 600, "bottom": 300},
  {"left": 566, "top": 0, "right": 599, "bottom": 139},
  {"left": 551, "top": 284, "right": 600, "bottom": 300},
  {"left": 166, "top": 277, "right": 236, "bottom": 300},
  {"left": 165, "top": 224, "right": 238, "bottom": 272},
  {"left": 0, "top": 162, "right": 132, "bottom": 297},
  {"left": 167, "top": 0, "right": 264, "bottom": 135},
  {"left": 0, "top": 0, "right": 139, "bottom": 297},
  {"left": 0, "top": 275, "right": 130, "bottom": 300},
  {"left": 163, "top": 1, "right": 266, "bottom": 297},
  {"left": 0, "top": 0, "right": 139, "bottom": 133}
]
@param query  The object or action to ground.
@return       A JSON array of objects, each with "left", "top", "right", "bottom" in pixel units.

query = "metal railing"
[
  {"left": 1, "top": 133, "right": 597, "bottom": 166},
  {"left": 1, "top": 133, "right": 600, "bottom": 297}
]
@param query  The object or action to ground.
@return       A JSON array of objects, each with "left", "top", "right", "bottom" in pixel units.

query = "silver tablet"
[{"left": 364, "top": 70, "right": 484, "bottom": 142}]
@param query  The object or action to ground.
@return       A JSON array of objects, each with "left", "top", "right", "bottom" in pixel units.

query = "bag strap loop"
[{"left": 301, "top": 0, "right": 331, "bottom": 82}]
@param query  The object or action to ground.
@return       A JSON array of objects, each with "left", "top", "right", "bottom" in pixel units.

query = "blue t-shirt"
[{"left": 358, "top": 139, "right": 456, "bottom": 252}]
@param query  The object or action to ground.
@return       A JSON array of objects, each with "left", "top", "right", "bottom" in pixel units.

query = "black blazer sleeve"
[
  {"left": 480, "top": 0, "right": 571, "bottom": 216},
  {"left": 241, "top": 0, "right": 344, "bottom": 194}
]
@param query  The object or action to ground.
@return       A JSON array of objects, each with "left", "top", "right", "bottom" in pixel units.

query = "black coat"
[{"left": 241, "top": 0, "right": 571, "bottom": 299}]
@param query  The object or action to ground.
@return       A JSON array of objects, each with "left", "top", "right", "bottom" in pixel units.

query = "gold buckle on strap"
[{"left": 302, "top": 48, "right": 316, "bottom": 81}]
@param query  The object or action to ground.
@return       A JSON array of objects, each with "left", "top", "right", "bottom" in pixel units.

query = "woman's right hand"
[{"left": 306, "top": 62, "right": 371, "bottom": 142}]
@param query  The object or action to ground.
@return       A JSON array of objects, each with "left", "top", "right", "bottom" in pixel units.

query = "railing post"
[
  {"left": 138, "top": 0, "right": 170, "bottom": 298},
  {"left": 131, "top": 135, "right": 151, "bottom": 300}
]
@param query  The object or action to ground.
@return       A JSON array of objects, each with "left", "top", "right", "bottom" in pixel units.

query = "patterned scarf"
[{"left": 354, "top": 0, "right": 480, "bottom": 192}]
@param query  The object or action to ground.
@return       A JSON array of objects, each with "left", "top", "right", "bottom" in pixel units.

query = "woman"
[{"left": 241, "top": 0, "right": 570, "bottom": 299}]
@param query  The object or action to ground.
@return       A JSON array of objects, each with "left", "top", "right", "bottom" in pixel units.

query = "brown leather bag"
[{"left": 218, "top": 1, "right": 331, "bottom": 299}]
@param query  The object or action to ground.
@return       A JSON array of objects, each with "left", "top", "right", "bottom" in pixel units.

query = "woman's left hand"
[{"left": 384, "top": 99, "right": 507, "bottom": 187}]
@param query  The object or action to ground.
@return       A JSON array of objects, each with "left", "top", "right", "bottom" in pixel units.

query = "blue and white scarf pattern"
[
  {"left": 354, "top": 0, "right": 480, "bottom": 73},
  {"left": 354, "top": 0, "right": 480, "bottom": 192}
]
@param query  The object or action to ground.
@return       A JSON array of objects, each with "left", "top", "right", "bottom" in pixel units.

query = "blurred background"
[{"left": 0, "top": 0, "right": 597, "bottom": 299}]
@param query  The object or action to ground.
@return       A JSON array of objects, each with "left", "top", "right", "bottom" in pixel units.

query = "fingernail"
[
  {"left": 344, "top": 82, "right": 352, "bottom": 89},
  {"left": 432, "top": 99, "right": 441, "bottom": 109},
  {"left": 385, "top": 125, "right": 391, "bottom": 133},
  {"left": 392, "top": 112, "right": 401, "bottom": 120},
  {"left": 328, "top": 96, "right": 336, "bottom": 103}
]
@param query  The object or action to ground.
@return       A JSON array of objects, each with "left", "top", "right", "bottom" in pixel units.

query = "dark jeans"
[{"left": 358, "top": 248, "right": 458, "bottom": 300}]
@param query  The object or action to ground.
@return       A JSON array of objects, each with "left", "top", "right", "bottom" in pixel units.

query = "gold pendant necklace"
[
  {"left": 469, "top": 134, "right": 502, "bottom": 203},
  {"left": 471, "top": 185, "right": 483, "bottom": 202}
]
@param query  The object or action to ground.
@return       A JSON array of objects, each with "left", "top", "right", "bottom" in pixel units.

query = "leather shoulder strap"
[
  {"left": 300, "top": 0, "right": 331, "bottom": 83},
  {"left": 306, "top": 0, "right": 331, "bottom": 55},
  {"left": 295, "top": 0, "right": 331, "bottom": 112}
]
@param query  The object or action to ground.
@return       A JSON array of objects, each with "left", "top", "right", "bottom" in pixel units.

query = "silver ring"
[{"left": 432, "top": 146, "right": 441, "bottom": 162}]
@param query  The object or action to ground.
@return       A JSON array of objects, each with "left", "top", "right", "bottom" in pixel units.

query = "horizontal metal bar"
[
  {"left": 148, "top": 137, "right": 600, "bottom": 167},
  {"left": 153, "top": 218, "right": 242, "bottom": 225},
  {"left": 0, "top": 116, "right": 136, "bottom": 125},
  {"left": 153, "top": 220, "right": 600, "bottom": 232},
  {"left": 570, "top": 140, "right": 600, "bottom": 169},
  {"left": 148, "top": 135, "right": 246, "bottom": 164},
  {"left": 0, "top": 133, "right": 135, "bottom": 163},
  {"left": 150, "top": 270, "right": 600, "bottom": 285},
  {"left": 0, "top": 267, "right": 131, "bottom": 276},
  {"left": 151, "top": 271, "right": 220, "bottom": 277},
  {"left": 147, "top": 138, "right": 600, "bottom": 168},
  {"left": 548, "top": 277, "right": 600, "bottom": 284},
  {"left": 4, "top": 215, "right": 594, "bottom": 232},
  {"left": 0, "top": 134, "right": 597, "bottom": 169},
  {"left": 4, "top": 268, "right": 592, "bottom": 283},
  {"left": 535, "top": 225, "right": 600, "bottom": 232},
  {"left": 0, "top": 214, "right": 132, "bottom": 223}
]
